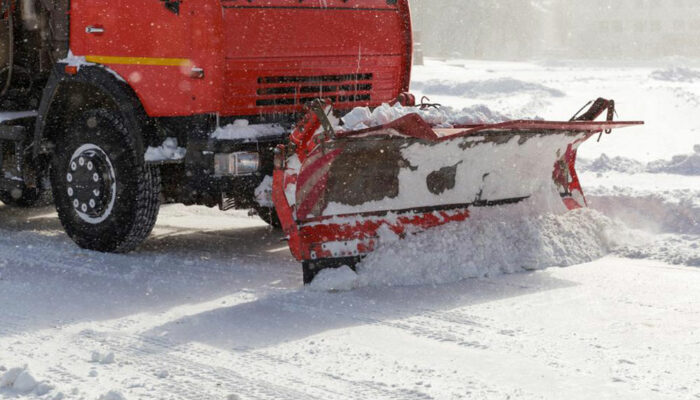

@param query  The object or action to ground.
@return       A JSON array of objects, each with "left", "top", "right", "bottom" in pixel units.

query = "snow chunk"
[
  {"left": 90, "top": 350, "right": 116, "bottom": 364},
  {"left": 99, "top": 390, "right": 126, "bottom": 400},
  {"left": 581, "top": 146, "right": 700, "bottom": 176},
  {"left": 145, "top": 138, "right": 186, "bottom": 162},
  {"left": 616, "top": 234, "right": 700, "bottom": 267},
  {"left": 212, "top": 120, "right": 286, "bottom": 141},
  {"left": 13, "top": 370, "right": 38, "bottom": 393},
  {"left": 579, "top": 153, "right": 646, "bottom": 174},
  {"left": 254, "top": 175, "right": 274, "bottom": 208},
  {"left": 308, "top": 265, "right": 358, "bottom": 292},
  {"left": 0, "top": 366, "right": 49, "bottom": 395},
  {"left": 341, "top": 102, "right": 508, "bottom": 131},
  {"left": 647, "top": 145, "right": 700, "bottom": 175},
  {"left": 59, "top": 50, "right": 94, "bottom": 71},
  {"left": 650, "top": 67, "right": 700, "bottom": 83}
]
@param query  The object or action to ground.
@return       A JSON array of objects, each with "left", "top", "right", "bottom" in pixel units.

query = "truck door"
[{"left": 69, "top": 0, "right": 218, "bottom": 116}]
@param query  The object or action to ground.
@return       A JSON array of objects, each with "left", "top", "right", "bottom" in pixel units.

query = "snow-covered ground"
[{"left": 1, "top": 59, "right": 699, "bottom": 399}]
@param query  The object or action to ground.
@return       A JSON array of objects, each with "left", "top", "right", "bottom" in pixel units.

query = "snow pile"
[
  {"left": 98, "top": 390, "right": 126, "bottom": 400},
  {"left": 650, "top": 67, "right": 700, "bottom": 83},
  {"left": 579, "top": 153, "right": 646, "bottom": 174},
  {"left": 0, "top": 366, "right": 53, "bottom": 396},
  {"left": 311, "top": 189, "right": 629, "bottom": 290},
  {"left": 145, "top": 138, "right": 186, "bottom": 162},
  {"left": 309, "top": 265, "right": 359, "bottom": 292},
  {"left": 91, "top": 350, "right": 115, "bottom": 364},
  {"left": 211, "top": 120, "right": 286, "bottom": 141},
  {"left": 580, "top": 146, "right": 700, "bottom": 176},
  {"left": 341, "top": 102, "right": 508, "bottom": 131},
  {"left": 647, "top": 144, "right": 700, "bottom": 175},
  {"left": 254, "top": 175, "right": 274, "bottom": 208},
  {"left": 616, "top": 234, "right": 700, "bottom": 267}
]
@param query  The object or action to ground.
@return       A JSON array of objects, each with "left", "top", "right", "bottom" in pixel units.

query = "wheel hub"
[{"left": 66, "top": 144, "right": 116, "bottom": 224}]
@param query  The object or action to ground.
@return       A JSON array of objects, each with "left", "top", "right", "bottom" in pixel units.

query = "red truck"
[
  {"left": 0, "top": 0, "right": 640, "bottom": 282},
  {"left": 0, "top": 0, "right": 412, "bottom": 253}
]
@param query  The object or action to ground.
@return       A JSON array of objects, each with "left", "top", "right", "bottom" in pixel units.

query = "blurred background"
[{"left": 410, "top": 0, "right": 700, "bottom": 61}]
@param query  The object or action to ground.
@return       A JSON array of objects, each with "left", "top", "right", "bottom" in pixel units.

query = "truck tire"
[{"left": 50, "top": 109, "right": 160, "bottom": 253}]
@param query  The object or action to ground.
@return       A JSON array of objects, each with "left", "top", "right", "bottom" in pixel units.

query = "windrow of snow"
[
  {"left": 0, "top": 366, "right": 53, "bottom": 396},
  {"left": 211, "top": 120, "right": 286, "bottom": 141},
  {"left": 340, "top": 102, "right": 508, "bottom": 131},
  {"left": 310, "top": 187, "right": 628, "bottom": 291},
  {"left": 411, "top": 77, "right": 565, "bottom": 98},
  {"left": 650, "top": 66, "right": 700, "bottom": 83},
  {"left": 616, "top": 234, "right": 700, "bottom": 267},
  {"left": 579, "top": 145, "right": 700, "bottom": 176}
]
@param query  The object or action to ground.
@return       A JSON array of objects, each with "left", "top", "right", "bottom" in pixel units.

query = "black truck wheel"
[{"left": 50, "top": 109, "right": 160, "bottom": 253}]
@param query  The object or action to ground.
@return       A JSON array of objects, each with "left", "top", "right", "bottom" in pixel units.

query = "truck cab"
[{"left": 0, "top": 0, "right": 412, "bottom": 253}]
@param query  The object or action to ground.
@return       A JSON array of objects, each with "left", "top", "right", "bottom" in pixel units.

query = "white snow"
[
  {"left": 1, "top": 59, "right": 699, "bottom": 400},
  {"left": 340, "top": 102, "right": 507, "bottom": 131},
  {"left": 308, "top": 265, "right": 358, "bottom": 292},
  {"left": 98, "top": 390, "right": 126, "bottom": 400},
  {"left": 580, "top": 145, "right": 700, "bottom": 175},
  {"left": 144, "top": 137, "right": 186, "bottom": 162},
  {"left": 650, "top": 66, "right": 700, "bottom": 83},
  {"left": 60, "top": 50, "right": 126, "bottom": 83},
  {"left": 211, "top": 119, "right": 286, "bottom": 141},
  {"left": 0, "top": 366, "right": 51, "bottom": 395},
  {"left": 254, "top": 175, "right": 274, "bottom": 208}
]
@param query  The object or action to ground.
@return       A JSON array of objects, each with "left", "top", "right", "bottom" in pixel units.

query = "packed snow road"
[
  {"left": 0, "top": 205, "right": 698, "bottom": 399},
  {"left": 1, "top": 59, "right": 699, "bottom": 399}
]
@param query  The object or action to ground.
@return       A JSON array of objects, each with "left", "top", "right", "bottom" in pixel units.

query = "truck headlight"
[{"left": 214, "top": 152, "right": 260, "bottom": 176}]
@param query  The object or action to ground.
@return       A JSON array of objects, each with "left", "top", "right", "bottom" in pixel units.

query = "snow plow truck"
[{"left": 0, "top": 0, "right": 641, "bottom": 283}]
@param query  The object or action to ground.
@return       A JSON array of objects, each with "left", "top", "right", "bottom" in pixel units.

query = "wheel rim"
[{"left": 66, "top": 144, "right": 117, "bottom": 224}]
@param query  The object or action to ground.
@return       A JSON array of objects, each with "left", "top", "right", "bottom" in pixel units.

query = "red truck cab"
[
  {"left": 0, "top": 0, "right": 413, "bottom": 254},
  {"left": 69, "top": 0, "right": 412, "bottom": 117}
]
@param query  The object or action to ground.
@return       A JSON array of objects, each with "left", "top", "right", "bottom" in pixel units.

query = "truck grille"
[{"left": 256, "top": 73, "right": 373, "bottom": 107}]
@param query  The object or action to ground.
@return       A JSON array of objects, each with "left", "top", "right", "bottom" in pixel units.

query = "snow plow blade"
[{"left": 273, "top": 99, "right": 643, "bottom": 283}]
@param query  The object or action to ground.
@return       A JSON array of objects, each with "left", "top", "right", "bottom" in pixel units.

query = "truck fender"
[{"left": 33, "top": 63, "right": 156, "bottom": 160}]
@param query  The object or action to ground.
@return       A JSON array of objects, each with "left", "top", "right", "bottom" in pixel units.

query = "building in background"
[{"left": 410, "top": 0, "right": 700, "bottom": 60}]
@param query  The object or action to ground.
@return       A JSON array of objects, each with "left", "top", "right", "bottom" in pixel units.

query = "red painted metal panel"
[
  {"left": 70, "top": 0, "right": 411, "bottom": 118},
  {"left": 221, "top": 0, "right": 411, "bottom": 116}
]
